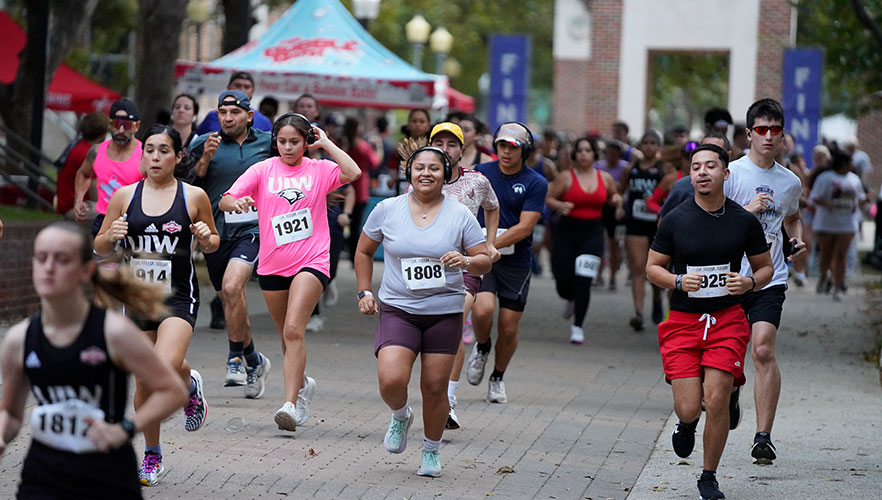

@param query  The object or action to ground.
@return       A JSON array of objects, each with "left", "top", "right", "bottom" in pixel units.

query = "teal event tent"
[{"left": 175, "top": 0, "right": 473, "bottom": 111}]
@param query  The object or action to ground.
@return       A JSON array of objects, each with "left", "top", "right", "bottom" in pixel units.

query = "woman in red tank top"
[{"left": 546, "top": 137, "right": 622, "bottom": 344}]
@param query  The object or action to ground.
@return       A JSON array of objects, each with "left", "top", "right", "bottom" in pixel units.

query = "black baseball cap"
[
  {"left": 109, "top": 99, "right": 139, "bottom": 121},
  {"left": 228, "top": 71, "right": 254, "bottom": 85},
  {"left": 217, "top": 90, "right": 251, "bottom": 111}
]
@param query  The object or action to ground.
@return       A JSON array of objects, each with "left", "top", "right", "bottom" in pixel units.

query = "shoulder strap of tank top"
[
  {"left": 84, "top": 305, "right": 108, "bottom": 347},
  {"left": 23, "top": 312, "right": 43, "bottom": 364}
]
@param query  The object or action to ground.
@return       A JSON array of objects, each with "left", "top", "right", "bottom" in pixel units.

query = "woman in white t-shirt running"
[{"left": 355, "top": 146, "right": 492, "bottom": 478}]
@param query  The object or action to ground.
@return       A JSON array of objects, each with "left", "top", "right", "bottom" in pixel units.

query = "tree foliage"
[
  {"left": 339, "top": 0, "right": 554, "bottom": 116},
  {"left": 647, "top": 52, "right": 729, "bottom": 135},
  {"left": 797, "top": 0, "right": 882, "bottom": 116}
]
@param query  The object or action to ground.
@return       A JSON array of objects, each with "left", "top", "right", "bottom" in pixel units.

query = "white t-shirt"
[
  {"left": 724, "top": 155, "right": 802, "bottom": 288},
  {"left": 809, "top": 170, "right": 865, "bottom": 234}
]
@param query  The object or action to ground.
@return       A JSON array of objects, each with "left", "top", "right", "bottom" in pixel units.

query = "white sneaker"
[
  {"left": 294, "top": 376, "right": 316, "bottom": 425},
  {"left": 487, "top": 379, "right": 508, "bottom": 404},
  {"left": 792, "top": 271, "right": 806, "bottom": 287},
  {"left": 244, "top": 353, "right": 271, "bottom": 399},
  {"left": 569, "top": 325, "right": 585, "bottom": 344},
  {"left": 274, "top": 401, "right": 297, "bottom": 431},
  {"left": 465, "top": 345, "right": 489, "bottom": 385},
  {"left": 306, "top": 315, "right": 324, "bottom": 332},
  {"left": 322, "top": 280, "right": 338, "bottom": 307},
  {"left": 224, "top": 356, "right": 247, "bottom": 387}
]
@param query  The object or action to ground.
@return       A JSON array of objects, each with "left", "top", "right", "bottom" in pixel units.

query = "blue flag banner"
[
  {"left": 488, "top": 35, "right": 531, "bottom": 131},
  {"left": 782, "top": 49, "right": 822, "bottom": 168}
]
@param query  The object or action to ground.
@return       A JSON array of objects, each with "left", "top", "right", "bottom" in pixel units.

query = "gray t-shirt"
[{"left": 363, "top": 194, "right": 486, "bottom": 315}]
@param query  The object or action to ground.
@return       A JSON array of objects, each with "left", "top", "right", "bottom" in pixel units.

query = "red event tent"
[{"left": 0, "top": 12, "right": 121, "bottom": 114}]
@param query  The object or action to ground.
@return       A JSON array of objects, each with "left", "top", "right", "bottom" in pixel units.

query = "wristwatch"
[
  {"left": 357, "top": 290, "right": 373, "bottom": 300},
  {"left": 120, "top": 418, "right": 136, "bottom": 439}
]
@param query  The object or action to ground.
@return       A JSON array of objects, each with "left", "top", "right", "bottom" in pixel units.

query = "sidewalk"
[
  {"left": 0, "top": 261, "right": 878, "bottom": 499},
  {"left": 628, "top": 274, "right": 882, "bottom": 499}
]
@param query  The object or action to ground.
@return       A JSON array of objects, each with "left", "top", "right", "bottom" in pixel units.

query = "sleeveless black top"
[
  {"left": 123, "top": 180, "right": 198, "bottom": 306},
  {"left": 19, "top": 305, "right": 141, "bottom": 499},
  {"left": 625, "top": 160, "right": 664, "bottom": 222}
]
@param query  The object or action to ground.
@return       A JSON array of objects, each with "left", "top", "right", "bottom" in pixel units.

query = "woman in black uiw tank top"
[{"left": 0, "top": 221, "right": 188, "bottom": 499}]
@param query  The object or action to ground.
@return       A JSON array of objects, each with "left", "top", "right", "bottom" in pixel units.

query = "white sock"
[
  {"left": 447, "top": 381, "right": 459, "bottom": 401},
  {"left": 423, "top": 436, "right": 441, "bottom": 452},
  {"left": 391, "top": 404, "right": 409, "bottom": 420}
]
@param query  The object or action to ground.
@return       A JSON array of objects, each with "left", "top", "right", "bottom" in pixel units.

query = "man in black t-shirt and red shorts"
[{"left": 647, "top": 144, "right": 773, "bottom": 500}]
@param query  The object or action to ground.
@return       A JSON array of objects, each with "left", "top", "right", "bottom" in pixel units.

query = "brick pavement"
[{"left": 0, "top": 262, "right": 673, "bottom": 500}]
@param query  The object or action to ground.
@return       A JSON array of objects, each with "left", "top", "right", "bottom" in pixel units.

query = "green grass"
[{"left": 0, "top": 205, "right": 61, "bottom": 222}]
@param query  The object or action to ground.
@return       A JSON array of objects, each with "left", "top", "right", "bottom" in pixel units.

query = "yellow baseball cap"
[{"left": 429, "top": 122, "right": 464, "bottom": 145}]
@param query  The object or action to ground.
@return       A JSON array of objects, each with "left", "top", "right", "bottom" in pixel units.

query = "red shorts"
[{"left": 657, "top": 304, "right": 750, "bottom": 386}]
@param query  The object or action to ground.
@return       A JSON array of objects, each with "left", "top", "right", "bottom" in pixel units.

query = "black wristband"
[
  {"left": 749, "top": 276, "right": 756, "bottom": 291},
  {"left": 120, "top": 418, "right": 136, "bottom": 439}
]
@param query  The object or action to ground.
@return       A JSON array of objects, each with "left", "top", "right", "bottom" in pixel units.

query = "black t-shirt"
[{"left": 651, "top": 198, "right": 768, "bottom": 313}]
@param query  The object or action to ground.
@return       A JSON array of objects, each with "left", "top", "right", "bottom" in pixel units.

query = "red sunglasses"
[
  {"left": 111, "top": 118, "right": 135, "bottom": 131},
  {"left": 751, "top": 125, "right": 784, "bottom": 136}
]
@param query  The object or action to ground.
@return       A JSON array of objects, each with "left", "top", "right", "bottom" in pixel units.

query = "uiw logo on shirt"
[
  {"left": 126, "top": 235, "right": 179, "bottom": 254},
  {"left": 268, "top": 176, "right": 313, "bottom": 194}
]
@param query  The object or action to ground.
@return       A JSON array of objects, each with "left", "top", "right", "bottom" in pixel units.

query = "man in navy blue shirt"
[
  {"left": 195, "top": 72, "right": 273, "bottom": 134},
  {"left": 465, "top": 122, "right": 548, "bottom": 404}
]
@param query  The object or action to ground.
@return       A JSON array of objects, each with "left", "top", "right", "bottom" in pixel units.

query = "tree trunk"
[
  {"left": 222, "top": 0, "right": 252, "bottom": 55},
  {"left": 0, "top": 0, "right": 98, "bottom": 151},
  {"left": 135, "top": 0, "right": 190, "bottom": 133}
]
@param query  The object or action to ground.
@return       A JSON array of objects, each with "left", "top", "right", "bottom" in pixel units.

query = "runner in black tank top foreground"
[
  {"left": 95, "top": 125, "right": 220, "bottom": 486},
  {"left": 646, "top": 144, "right": 773, "bottom": 500},
  {"left": 0, "top": 221, "right": 188, "bottom": 499}
]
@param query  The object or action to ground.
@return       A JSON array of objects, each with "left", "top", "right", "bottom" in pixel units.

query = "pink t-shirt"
[{"left": 226, "top": 156, "right": 343, "bottom": 277}]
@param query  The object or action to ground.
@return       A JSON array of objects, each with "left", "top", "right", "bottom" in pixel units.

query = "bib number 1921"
[{"left": 272, "top": 208, "right": 313, "bottom": 246}]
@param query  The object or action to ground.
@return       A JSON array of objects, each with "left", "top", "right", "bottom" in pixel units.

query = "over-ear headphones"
[
  {"left": 273, "top": 112, "right": 316, "bottom": 145},
  {"left": 405, "top": 146, "right": 453, "bottom": 183},
  {"left": 492, "top": 121, "right": 535, "bottom": 161}
]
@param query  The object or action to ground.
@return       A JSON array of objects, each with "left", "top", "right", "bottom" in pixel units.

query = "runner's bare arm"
[
  {"left": 189, "top": 186, "right": 220, "bottom": 254},
  {"left": 354, "top": 232, "right": 381, "bottom": 315},
  {"left": 545, "top": 170, "right": 573, "bottom": 214},
  {"left": 0, "top": 323, "right": 29, "bottom": 455},
  {"left": 492, "top": 211, "right": 541, "bottom": 250},
  {"left": 647, "top": 250, "right": 703, "bottom": 292},
  {"left": 309, "top": 127, "right": 361, "bottom": 184},
  {"left": 73, "top": 145, "right": 98, "bottom": 220},
  {"left": 94, "top": 186, "right": 132, "bottom": 256}
]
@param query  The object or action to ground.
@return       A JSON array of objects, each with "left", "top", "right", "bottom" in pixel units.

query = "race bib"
[
  {"left": 483, "top": 228, "right": 514, "bottom": 255},
  {"left": 131, "top": 258, "right": 172, "bottom": 293},
  {"left": 224, "top": 206, "right": 258, "bottom": 224},
  {"left": 631, "top": 199, "right": 657, "bottom": 222},
  {"left": 686, "top": 264, "right": 730, "bottom": 298},
  {"left": 272, "top": 209, "right": 313, "bottom": 246},
  {"left": 31, "top": 400, "right": 105, "bottom": 454},
  {"left": 401, "top": 257, "right": 446, "bottom": 290},
  {"left": 575, "top": 254, "right": 601, "bottom": 278},
  {"left": 764, "top": 231, "right": 778, "bottom": 256}
]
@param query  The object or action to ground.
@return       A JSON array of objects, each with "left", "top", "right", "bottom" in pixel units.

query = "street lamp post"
[
  {"left": 429, "top": 26, "right": 453, "bottom": 75},
  {"left": 187, "top": 0, "right": 211, "bottom": 61},
  {"left": 405, "top": 14, "right": 431, "bottom": 70},
  {"left": 352, "top": 0, "right": 381, "bottom": 29}
]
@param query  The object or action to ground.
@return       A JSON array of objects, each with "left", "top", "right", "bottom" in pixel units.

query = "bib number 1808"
[{"left": 401, "top": 258, "right": 446, "bottom": 290}]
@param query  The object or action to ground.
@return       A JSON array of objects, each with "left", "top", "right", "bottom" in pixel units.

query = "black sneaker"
[
  {"left": 671, "top": 418, "right": 698, "bottom": 458},
  {"left": 697, "top": 474, "right": 725, "bottom": 500},
  {"left": 751, "top": 432, "right": 777, "bottom": 463},
  {"left": 210, "top": 295, "right": 226, "bottom": 330},
  {"left": 629, "top": 313, "right": 644, "bottom": 332},
  {"left": 651, "top": 300, "right": 664, "bottom": 324},
  {"left": 728, "top": 387, "right": 741, "bottom": 430}
]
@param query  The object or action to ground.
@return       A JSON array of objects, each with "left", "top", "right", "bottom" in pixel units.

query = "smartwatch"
[
  {"left": 357, "top": 290, "right": 373, "bottom": 300},
  {"left": 120, "top": 418, "right": 136, "bottom": 439}
]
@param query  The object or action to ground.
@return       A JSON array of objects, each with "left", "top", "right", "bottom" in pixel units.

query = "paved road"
[{"left": 0, "top": 259, "right": 878, "bottom": 500}]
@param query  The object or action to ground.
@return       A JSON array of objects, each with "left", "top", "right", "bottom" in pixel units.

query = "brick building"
[{"left": 552, "top": 0, "right": 794, "bottom": 137}]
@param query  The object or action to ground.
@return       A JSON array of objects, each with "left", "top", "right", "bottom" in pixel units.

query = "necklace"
[
  {"left": 699, "top": 202, "right": 726, "bottom": 218},
  {"left": 412, "top": 195, "right": 442, "bottom": 219}
]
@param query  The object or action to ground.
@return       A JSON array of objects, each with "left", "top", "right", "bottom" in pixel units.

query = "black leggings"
[{"left": 551, "top": 217, "right": 605, "bottom": 327}]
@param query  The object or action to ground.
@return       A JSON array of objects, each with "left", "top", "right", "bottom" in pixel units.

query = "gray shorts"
[{"left": 374, "top": 303, "right": 462, "bottom": 357}]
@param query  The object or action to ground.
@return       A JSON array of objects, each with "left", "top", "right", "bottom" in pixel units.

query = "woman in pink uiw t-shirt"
[{"left": 220, "top": 113, "right": 361, "bottom": 431}]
